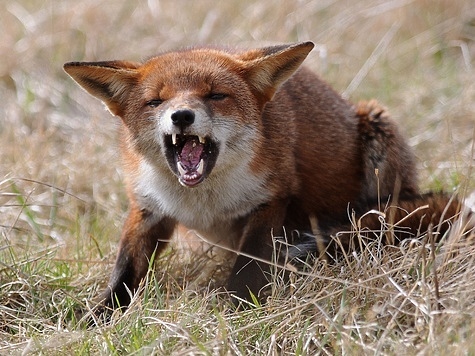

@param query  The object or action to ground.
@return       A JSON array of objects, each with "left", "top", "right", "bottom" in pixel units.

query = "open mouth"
[{"left": 164, "top": 134, "right": 218, "bottom": 187}]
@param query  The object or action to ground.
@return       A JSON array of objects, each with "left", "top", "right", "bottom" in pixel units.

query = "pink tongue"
[{"left": 179, "top": 138, "right": 204, "bottom": 170}]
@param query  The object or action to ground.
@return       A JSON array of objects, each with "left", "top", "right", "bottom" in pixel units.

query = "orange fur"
[{"left": 64, "top": 42, "right": 471, "bottom": 314}]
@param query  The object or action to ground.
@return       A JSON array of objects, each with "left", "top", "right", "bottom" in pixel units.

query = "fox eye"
[
  {"left": 146, "top": 99, "right": 163, "bottom": 107},
  {"left": 208, "top": 93, "right": 227, "bottom": 100}
]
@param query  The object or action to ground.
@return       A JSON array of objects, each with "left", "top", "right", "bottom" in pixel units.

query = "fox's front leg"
[
  {"left": 96, "top": 205, "right": 176, "bottom": 312},
  {"left": 228, "top": 199, "right": 289, "bottom": 306}
]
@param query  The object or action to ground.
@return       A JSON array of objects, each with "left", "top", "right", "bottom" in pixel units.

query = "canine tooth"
[
  {"left": 197, "top": 159, "right": 204, "bottom": 175},
  {"left": 177, "top": 163, "right": 186, "bottom": 176},
  {"left": 172, "top": 133, "right": 177, "bottom": 145},
  {"left": 199, "top": 136, "right": 206, "bottom": 144}
]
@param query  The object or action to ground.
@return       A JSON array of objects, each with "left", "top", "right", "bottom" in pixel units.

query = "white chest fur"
[{"left": 134, "top": 159, "right": 270, "bottom": 244}]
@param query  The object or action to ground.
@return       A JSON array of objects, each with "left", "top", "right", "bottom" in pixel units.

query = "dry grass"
[{"left": 1, "top": 0, "right": 475, "bottom": 354}]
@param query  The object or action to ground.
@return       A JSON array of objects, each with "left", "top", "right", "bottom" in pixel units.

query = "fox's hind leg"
[{"left": 356, "top": 100, "right": 418, "bottom": 202}]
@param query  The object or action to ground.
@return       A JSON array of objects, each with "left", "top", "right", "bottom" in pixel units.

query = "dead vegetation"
[{"left": 1, "top": 0, "right": 475, "bottom": 354}]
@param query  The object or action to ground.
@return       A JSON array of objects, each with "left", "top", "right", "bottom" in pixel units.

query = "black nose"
[{"left": 171, "top": 109, "right": 195, "bottom": 127}]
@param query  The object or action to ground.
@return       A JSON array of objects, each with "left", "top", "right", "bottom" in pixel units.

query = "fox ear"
[
  {"left": 240, "top": 41, "right": 314, "bottom": 101},
  {"left": 63, "top": 61, "right": 141, "bottom": 117}
]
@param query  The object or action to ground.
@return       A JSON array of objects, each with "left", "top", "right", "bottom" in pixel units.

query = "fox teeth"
[
  {"left": 197, "top": 159, "right": 204, "bottom": 175},
  {"left": 177, "top": 162, "right": 186, "bottom": 176},
  {"left": 172, "top": 134, "right": 205, "bottom": 145},
  {"left": 177, "top": 160, "right": 204, "bottom": 177}
]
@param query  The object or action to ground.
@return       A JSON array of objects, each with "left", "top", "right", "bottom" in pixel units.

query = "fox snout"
[
  {"left": 170, "top": 109, "right": 195, "bottom": 129},
  {"left": 162, "top": 107, "right": 219, "bottom": 188}
]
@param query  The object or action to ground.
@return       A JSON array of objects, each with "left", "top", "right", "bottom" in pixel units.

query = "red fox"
[{"left": 64, "top": 42, "right": 470, "bottom": 312}]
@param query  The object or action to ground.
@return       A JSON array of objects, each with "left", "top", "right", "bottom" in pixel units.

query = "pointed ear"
[
  {"left": 239, "top": 41, "right": 314, "bottom": 101},
  {"left": 63, "top": 60, "right": 141, "bottom": 117}
]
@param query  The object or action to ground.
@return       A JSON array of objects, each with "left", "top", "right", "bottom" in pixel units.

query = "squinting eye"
[
  {"left": 208, "top": 93, "right": 227, "bottom": 100},
  {"left": 146, "top": 99, "right": 163, "bottom": 107}
]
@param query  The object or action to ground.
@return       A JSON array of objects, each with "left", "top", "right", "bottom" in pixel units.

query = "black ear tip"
[
  {"left": 296, "top": 41, "right": 315, "bottom": 52},
  {"left": 63, "top": 62, "right": 83, "bottom": 74},
  {"left": 302, "top": 41, "right": 315, "bottom": 47},
  {"left": 64, "top": 61, "right": 81, "bottom": 68}
]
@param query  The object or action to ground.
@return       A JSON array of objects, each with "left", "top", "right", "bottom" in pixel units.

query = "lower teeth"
[
  {"left": 196, "top": 159, "right": 204, "bottom": 175},
  {"left": 177, "top": 158, "right": 204, "bottom": 178}
]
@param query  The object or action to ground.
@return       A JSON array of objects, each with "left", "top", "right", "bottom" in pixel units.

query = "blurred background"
[{"left": 1, "top": 0, "right": 474, "bottom": 275}]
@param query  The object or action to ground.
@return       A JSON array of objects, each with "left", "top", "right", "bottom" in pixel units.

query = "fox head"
[{"left": 64, "top": 42, "right": 314, "bottom": 188}]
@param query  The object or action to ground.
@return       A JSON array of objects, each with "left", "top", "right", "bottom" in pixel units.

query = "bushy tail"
[{"left": 287, "top": 192, "right": 474, "bottom": 262}]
